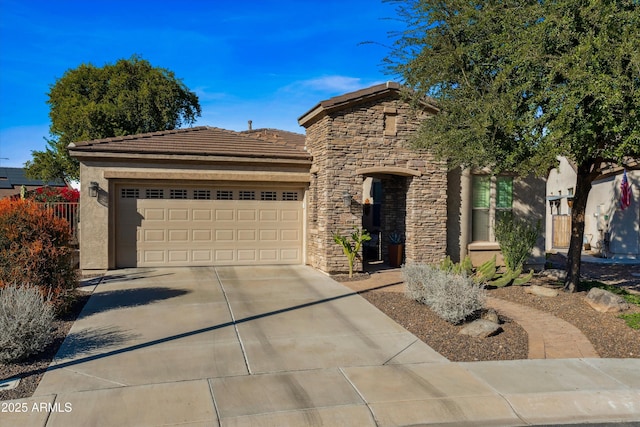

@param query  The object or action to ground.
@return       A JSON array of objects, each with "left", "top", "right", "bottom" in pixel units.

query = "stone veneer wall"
[{"left": 304, "top": 95, "right": 448, "bottom": 273}]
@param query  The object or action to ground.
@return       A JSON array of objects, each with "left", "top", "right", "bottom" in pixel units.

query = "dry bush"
[
  {"left": 0, "top": 284, "right": 55, "bottom": 363},
  {"left": 402, "top": 263, "right": 486, "bottom": 324}
]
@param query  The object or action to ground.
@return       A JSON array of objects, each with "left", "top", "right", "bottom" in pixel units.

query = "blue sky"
[{"left": 0, "top": 0, "right": 405, "bottom": 168}]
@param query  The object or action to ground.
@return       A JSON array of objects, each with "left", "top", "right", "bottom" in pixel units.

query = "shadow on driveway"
[
  {"left": 22, "top": 281, "right": 402, "bottom": 380},
  {"left": 81, "top": 287, "right": 190, "bottom": 316},
  {"left": 54, "top": 326, "right": 141, "bottom": 360}
]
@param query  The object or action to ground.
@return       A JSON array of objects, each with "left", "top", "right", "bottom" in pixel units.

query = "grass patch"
[{"left": 619, "top": 313, "right": 640, "bottom": 329}]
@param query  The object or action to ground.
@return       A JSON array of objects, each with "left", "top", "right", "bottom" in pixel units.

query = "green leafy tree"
[
  {"left": 25, "top": 55, "right": 201, "bottom": 181},
  {"left": 386, "top": 0, "right": 640, "bottom": 292}
]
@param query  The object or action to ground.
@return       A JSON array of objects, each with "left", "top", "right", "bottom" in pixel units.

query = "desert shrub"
[
  {"left": 0, "top": 198, "right": 77, "bottom": 304},
  {"left": 495, "top": 214, "right": 541, "bottom": 271},
  {"left": 0, "top": 284, "right": 55, "bottom": 363},
  {"left": 402, "top": 263, "right": 486, "bottom": 324}
]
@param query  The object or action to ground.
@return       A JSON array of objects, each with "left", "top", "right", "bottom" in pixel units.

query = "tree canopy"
[
  {"left": 26, "top": 55, "right": 201, "bottom": 181},
  {"left": 386, "top": 0, "right": 640, "bottom": 290}
]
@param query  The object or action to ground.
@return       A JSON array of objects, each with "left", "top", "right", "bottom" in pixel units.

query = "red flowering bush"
[
  {"left": 0, "top": 199, "right": 77, "bottom": 307},
  {"left": 26, "top": 186, "right": 79, "bottom": 203}
]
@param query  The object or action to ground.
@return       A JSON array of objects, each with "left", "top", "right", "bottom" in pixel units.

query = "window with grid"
[
  {"left": 471, "top": 175, "right": 513, "bottom": 242},
  {"left": 260, "top": 191, "right": 277, "bottom": 201},
  {"left": 121, "top": 188, "right": 140, "bottom": 199},
  {"left": 145, "top": 189, "right": 164, "bottom": 199},
  {"left": 193, "top": 189, "right": 211, "bottom": 200},
  {"left": 238, "top": 190, "right": 255, "bottom": 200},
  {"left": 472, "top": 176, "right": 491, "bottom": 241},
  {"left": 282, "top": 191, "right": 299, "bottom": 201},
  {"left": 169, "top": 189, "right": 188, "bottom": 199},
  {"left": 216, "top": 190, "right": 233, "bottom": 200},
  {"left": 495, "top": 176, "right": 513, "bottom": 225}
]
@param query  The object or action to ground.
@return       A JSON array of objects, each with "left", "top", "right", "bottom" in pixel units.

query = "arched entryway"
[{"left": 357, "top": 167, "right": 420, "bottom": 267}]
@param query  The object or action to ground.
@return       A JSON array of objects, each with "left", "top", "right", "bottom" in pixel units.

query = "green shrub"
[
  {"left": 0, "top": 198, "right": 77, "bottom": 305},
  {"left": 0, "top": 284, "right": 55, "bottom": 363},
  {"left": 402, "top": 263, "right": 486, "bottom": 324},
  {"left": 495, "top": 214, "right": 541, "bottom": 271}
]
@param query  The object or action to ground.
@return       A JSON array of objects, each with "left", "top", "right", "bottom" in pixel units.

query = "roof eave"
[
  {"left": 297, "top": 82, "right": 438, "bottom": 128},
  {"left": 68, "top": 149, "right": 312, "bottom": 165}
]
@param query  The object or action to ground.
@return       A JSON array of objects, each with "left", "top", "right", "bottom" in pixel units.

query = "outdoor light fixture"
[
  {"left": 342, "top": 190, "right": 351, "bottom": 207},
  {"left": 89, "top": 181, "right": 99, "bottom": 198}
]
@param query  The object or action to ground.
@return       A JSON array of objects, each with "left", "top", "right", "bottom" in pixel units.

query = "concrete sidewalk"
[{"left": 2, "top": 266, "right": 639, "bottom": 426}]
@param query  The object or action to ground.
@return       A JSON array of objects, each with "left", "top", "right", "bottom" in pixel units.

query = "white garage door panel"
[{"left": 116, "top": 188, "right": 303, "bottom": 267}]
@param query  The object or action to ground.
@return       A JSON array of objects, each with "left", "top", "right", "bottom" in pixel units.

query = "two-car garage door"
[{"left": 115, "top": 185, "right": 304, "bottom": 267}]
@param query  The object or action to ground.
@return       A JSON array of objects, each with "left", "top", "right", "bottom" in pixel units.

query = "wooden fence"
[{"left": 552, "top": 214, "right": 571, "bottom": 249}]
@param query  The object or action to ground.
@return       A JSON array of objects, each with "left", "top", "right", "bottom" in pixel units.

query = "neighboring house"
[
  {"left": 70, "top": 82, "right": 546, "bottom": 273},
  {"left": 546, "top": 157, "right": 639, "bottom": 259},
  {"left": 0, "top": 167, "right": 69, "bottom": 199}
]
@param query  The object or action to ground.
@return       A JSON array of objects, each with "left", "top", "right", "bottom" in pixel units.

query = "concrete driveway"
[{"left": 5, "top": 265, "right": 640, "bottom": 426}]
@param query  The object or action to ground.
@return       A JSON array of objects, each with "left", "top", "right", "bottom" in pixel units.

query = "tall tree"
[
  {"left": 386, "top": 0, "right": 640, "bottom": 291},
  {"left": 26, "top": 55, "right": 201, "bottom": 181}
]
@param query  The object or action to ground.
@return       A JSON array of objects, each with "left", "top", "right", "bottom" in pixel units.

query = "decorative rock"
[
  {"left": 481, "top": 308, "right": 500, "bottom": 324},
  {"left": 0, "top": 377, "right": 21, "bottom": 391},
  {"left": 541, "top": 269, "right": 566, "bottom": 281},
  {"left": 585, "top": 288, "right": 630, "bottom": 313},
  {"left": 525, "top": 285, "right": 559, "bottom": 298},
  {"left": 459, "top": 319, "right": 503, "bottom": 338}
]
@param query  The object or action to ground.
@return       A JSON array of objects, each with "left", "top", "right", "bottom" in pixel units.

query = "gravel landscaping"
[{"left": 355, "top": 256, "right": 640, "bottom": 363}]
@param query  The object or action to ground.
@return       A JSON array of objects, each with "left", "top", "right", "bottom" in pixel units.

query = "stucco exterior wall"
[
  {"left": 585, "top": 170, "right": 639, "bottom": 258},
  {"left": 78, "top": 162, "right": 110, "bottom": 271},
  {"left": 303, "top": 95, "right": 448, "bottom": 273},
  {"left": 513, "top": 174, "right": 547, "bottom": 268}
]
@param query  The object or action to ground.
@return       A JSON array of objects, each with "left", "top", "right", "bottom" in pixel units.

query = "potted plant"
[{"left": 388, "top": 231, "right": 404, "bottom": 267}]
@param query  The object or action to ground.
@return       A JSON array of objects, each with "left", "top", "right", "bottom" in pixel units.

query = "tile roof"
[
  {"left": 0, "top": 167, "right": 66, "bottom": 189},
  {"left": 240, "top": 128, "right": 306, "bottom": 150},
  {"left": 68, "top": 126, "right": 310, "bottom": 160}
]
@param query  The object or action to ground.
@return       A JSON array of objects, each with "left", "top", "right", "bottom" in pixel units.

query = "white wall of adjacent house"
[
  {"left": 546, "top": 157, "right": 639, "bottom": 258},
  {"left": 586, "top": 170, "right": 639, "bottom": 259}
]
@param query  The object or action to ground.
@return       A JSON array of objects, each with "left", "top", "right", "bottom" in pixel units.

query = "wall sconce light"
[
  {"left": 89, "top": 181, "right": 99, "bottom": 198},
  {"left": 342, "top": 190, "right": 351, "bottom": 207}
]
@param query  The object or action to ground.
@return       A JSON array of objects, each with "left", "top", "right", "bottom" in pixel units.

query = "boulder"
[
  {"left": 585, "top": 288, "right": 630, "bottom": 313},
  {"left": 459, "top": 319, "right": 503, "bottom": 338},
  {"left": 525, "top": 285, "right": 559, "bottom": 298},
  {"left": 481, "top": 309, "right": 500, "bottom": 324}
]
